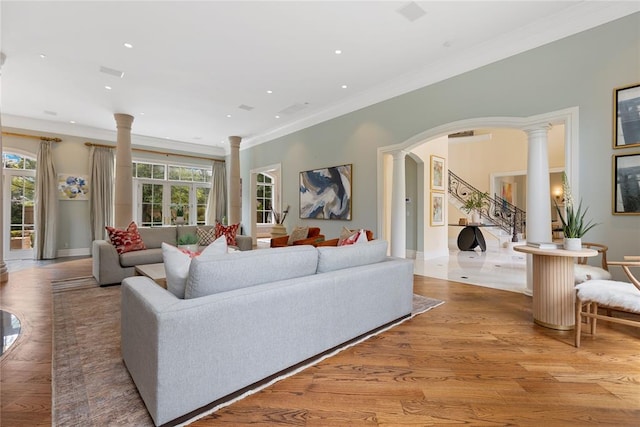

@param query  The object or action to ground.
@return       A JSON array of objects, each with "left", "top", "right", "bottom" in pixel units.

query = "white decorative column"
[
  {"left": 524, "top": 123, "right": 553, "bottom": 296},
  {"left": 114, "top": 113, "right": 134, "bottom": 228},
  {"left": 390, "top": 150, "right": 407, "bottom": 258},
  {"left": 227, "top": 136, "right": 241, "bottom": 225}
]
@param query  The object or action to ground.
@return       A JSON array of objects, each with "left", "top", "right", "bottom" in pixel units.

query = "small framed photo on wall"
[
  {"left": 430, "top": 192, "right": 445, "bottom": 226},
  {"left": 430, "top": 155, "right": 445, "bottom": 191},
  {"left": 613, "top": 83, "right": 640, "bottom": 149},
  {"left": 612, "top": 152, "right": 640, "bottom": 215}
]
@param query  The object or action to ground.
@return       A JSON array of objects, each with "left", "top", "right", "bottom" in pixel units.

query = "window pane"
[
  {"left": 168, "top": 166, "right": 180, "bottom": 180},
  {"left": 136, "top": 163, "right": 152, "bottom": 178},
  {"left": 24, "top": 158, "right": 37, "bottom": 170},
  {"left": 152, "top": 164, "right": 166, "bottom": 180}
]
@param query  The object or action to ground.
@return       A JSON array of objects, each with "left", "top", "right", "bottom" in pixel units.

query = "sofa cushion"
[
  {"left": 119, "top": 248, "right": 163, "bottom": 267},
  {"left": 317, "top": 239, "right": 388, "bottom": 273},
  {"left": 185, "top": 245, "right": 318, "bottom": 299},
  {"left": 196, "top": 226, "right": 217, "bottom": 245},
  {"left": 138, "top": 226, "right": 177, "bottom": 249},
  {"left": 106, "top": 221, "right": 147, "bottom": 254},
  {"left": 215, "top": 222, "right": 239, "bottom": 247},
  {"left": 162, "top": 236, "right": 228, "bottom": 298}
]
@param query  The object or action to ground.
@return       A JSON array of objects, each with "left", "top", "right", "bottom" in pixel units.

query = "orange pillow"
[
  {"left": 105, "top": 221, "right": 146, "bottom": 254},
  {"left": 215, "top": 222, "right": 239, "bottom": 246}
]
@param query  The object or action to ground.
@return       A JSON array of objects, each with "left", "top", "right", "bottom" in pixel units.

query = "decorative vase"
[
  {"left": 564, "top": 237, "right": 582, "bottom": 251},
  {"left": 270, "top": 224, "right": 287, "bottom": 238},
  {"left": 471, "top": 211, "right": 481, "bottom": 224}
]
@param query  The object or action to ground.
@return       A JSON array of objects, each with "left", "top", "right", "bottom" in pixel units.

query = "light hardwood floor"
[{"left": 1, "top": 258, "right": 639, "bottom": 426}]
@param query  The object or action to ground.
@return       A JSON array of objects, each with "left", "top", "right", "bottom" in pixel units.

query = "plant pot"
[
  {"left": 471, "top": 211, "right": 481, "bottom": 224},
  {"left": 270, "top": 224, "right": 287, "bottom": 238},
  {"left": 563, "top": 237, "right": 582, "bottom": 251},
  {"left": 178, "top": 244, "right": 199, "bottom": 253}
]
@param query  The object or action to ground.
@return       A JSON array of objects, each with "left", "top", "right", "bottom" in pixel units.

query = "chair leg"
[
  {"left": 590, "top": 303, "right": 598, "bottom": 335},
  {"left": 575, "top": 297, "right": 582, "bottom": 347}
]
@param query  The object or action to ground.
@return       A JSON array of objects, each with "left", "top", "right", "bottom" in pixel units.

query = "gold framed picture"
[
  {"left": 430, "top": 192, "right": 445, "bottom": 226},
  {"left": 430, "top": 155, "right": 445, "bottom": 191}
]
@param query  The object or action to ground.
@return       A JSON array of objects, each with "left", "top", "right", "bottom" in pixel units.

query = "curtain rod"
[
  {"left": 2, "top": 131, "right": 62, "bottom": 142},
  {"left": 84, "top": 142, "right": 225, "bottom": 163}
]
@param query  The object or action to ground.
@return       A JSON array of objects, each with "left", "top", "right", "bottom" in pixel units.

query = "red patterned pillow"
[
  {"left": 105, "top": 221, "right": 146, "bottom": 254},
  {"left": 214, "top": 222, "right": 239, "bottom": 247}
]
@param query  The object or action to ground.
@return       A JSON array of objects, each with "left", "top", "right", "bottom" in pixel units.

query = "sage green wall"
[{"left": 241, "top": 13, "right": 640, "bottom": 264}]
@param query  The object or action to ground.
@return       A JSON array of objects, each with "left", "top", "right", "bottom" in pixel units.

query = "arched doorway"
[{"left": 2, "top": 151, "right": 36, "bottom": 259}]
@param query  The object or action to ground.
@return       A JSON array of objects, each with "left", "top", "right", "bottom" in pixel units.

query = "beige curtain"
[
  {"left": 206, "top": 161, "right": 226, "bottom": 224},
  {"left": 34, "top": 141, "right": 58, "bottom": 259},
  {"left": 89, "top": 146, "right": 114, "bottom": 241}
]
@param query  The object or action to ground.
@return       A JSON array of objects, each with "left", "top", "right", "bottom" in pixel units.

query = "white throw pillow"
[{"left": 162, "top": 235, "right": 227, "bottom": 298}]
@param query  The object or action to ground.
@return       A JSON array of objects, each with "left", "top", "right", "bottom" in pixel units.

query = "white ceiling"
[{"left": 1, "top": 1, "right": 639, "bottom": 156}]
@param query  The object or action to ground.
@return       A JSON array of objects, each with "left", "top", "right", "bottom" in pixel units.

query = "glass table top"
[{"left": 1, "top": 310, "right": 21, "bottom": 356}]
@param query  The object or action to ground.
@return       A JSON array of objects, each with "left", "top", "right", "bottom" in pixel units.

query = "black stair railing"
[{"left": 448, "top": 171, "right": 526, "bottom": 242}]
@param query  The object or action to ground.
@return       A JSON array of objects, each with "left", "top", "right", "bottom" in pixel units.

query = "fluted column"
[
  {"left": 524, "top": 123, "right": 552, "bottom": 295},
  {"left": 227, "top": 136, "right": 241, "bottom": 225},
  {"left": 114, "top": 113, "right": 134, "bottom": 228},
  {"left": 390, "top": 150, "right": 407, "bottom": 258}
]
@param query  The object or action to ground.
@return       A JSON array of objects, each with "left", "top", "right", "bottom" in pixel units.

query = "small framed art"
[
  {"left": 613, "top": 83, "right": 640, "bottom": 149},
  {"left": 612, "top": 152, "right": 640, "bottom": 215},
  {"left": 430, "top": 192, "right": 445, "bottom": 226},
  {"left": 430, "top": 155, "right": 445, "bottom": 191}
]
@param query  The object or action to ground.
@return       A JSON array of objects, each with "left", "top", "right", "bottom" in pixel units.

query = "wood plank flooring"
[{"left": 1, "top": 258, "right": 639, "bottom": 426}]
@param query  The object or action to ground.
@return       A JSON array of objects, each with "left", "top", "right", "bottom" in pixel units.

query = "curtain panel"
[
  {"left": 89, "top": 146, "right": 115, "bottom": 242},
  {"left": 34, "top": 141, "right": 58, "bottom": 259},
  {"left": 206, "top": 161, "right": 226, "bottom": 224}
]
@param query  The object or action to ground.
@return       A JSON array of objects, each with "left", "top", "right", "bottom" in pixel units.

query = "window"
[
  {"left": 133, "top": 160, "right": 212, "bottom": 226},
  {"left": 256, "top": 173, "right": 273, "bottom": 224}
]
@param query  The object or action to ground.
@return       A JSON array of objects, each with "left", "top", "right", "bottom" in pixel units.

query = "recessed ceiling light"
[
  {"left": 275, "top": 115, "right": 280, "bottom": 119},
  {"left": 105, "top": 85, "right": 112, "bottom": 90},
  {"left": 226, "top": 114, "right": 232, "bottom": 118},
  {"left": 335, "top": 49, "right": 342, "bottom": 55},
  {"left": 69, "top": 120, "right": 76, "bottom": 124},
  {"left": 124, "top": 42, "right": 133, "bottom": 49},
  {"left": 341, "top": 84, "right": 348, "bottom": 89},
  {"left": 266, "top": 90, "right": 273, "bottom": 94},
  {"left": 139, "top": 112, "right": 145, "bottom": 115},
  {"left": 39, "top": 53, "right": 46, "bottom": 59},
  {"left": 165, "top": 137, "right": 170, "bottom": 139}
]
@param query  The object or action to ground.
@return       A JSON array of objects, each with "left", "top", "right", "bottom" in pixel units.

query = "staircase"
[{"left": 448, "top": 171, "right": 526, "bottom": 243}]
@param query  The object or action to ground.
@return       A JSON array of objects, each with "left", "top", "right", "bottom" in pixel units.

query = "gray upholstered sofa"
[
  {"left": 92, "top": 225, "right": 252, "bottom": 286},
  {"left": 120, "top": 240, "right": 413, "bottom": 426}
]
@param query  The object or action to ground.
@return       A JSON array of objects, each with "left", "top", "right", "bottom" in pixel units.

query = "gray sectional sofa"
[
  {"left": 92, "top": 225, "right": 252, "bottom": 286},
  {"left": 120, "top": 239, "right": 414, "bottom": 426}
]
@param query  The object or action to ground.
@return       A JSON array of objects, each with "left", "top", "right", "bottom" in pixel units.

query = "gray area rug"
[{"left": 52, "top": 277, "right": 444, "bottom": 426}]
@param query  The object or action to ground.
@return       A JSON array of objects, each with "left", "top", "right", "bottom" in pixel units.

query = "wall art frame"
[
  {"left": 58, "top": 174, "right": 89, "bottom": 200},
  {"left": 613, "top": 82, "right": 640, "bottom": 149},
  {"left": 612, "top": 152, "right": 640, "bottom": 215},
  {"left": 430, "top": 155, "right": 445, "bottom": 191},
  {"left": 430, "top": 192, "right": 445, "bottom": 226},
  {"left": 299, "top": 163, "right": 352, "bottom": 220}
]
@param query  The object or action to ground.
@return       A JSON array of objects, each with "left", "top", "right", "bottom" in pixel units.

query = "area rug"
[{"left": 52, "top": 277, "right": 444, "bottom": 426}]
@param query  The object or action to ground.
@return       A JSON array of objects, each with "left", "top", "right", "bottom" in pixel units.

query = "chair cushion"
[
  {"left": 574, "top": 264, "right": 612, "bottom": 283},
  {"left": 288, "top": 226, "right": 309, "bottom": 245},
  {"left": 576, "top": 280, "right": 640, "bottom": 313}
]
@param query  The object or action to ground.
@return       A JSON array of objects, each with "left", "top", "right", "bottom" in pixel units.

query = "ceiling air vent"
[
  {"left": 397, "top": 2, "right": 426, "bottom": 22},
  {"left": 99, "top": 65, "right": 124, "bottom": 78},
  {"left": 238, "top": 104, "right": 254, "bottom": 111},
  {"left": 278, "top": 102, "right": 309, "bottom": 116}
]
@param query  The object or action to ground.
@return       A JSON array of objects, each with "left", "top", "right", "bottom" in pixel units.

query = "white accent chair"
[{"left": 574, "top": 256, "right": 640, "bottom": 347}]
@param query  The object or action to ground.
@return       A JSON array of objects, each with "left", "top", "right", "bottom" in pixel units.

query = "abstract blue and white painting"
[{"left": 299, "top": 164, "right": 351, "bottom": 220}]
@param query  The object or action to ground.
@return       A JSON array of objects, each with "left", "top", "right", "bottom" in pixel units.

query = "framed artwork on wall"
[
  {"left": 430, "top": 192, "right": 445, "bottom": 226},
  {"left": 430, "top": 155, "right": 445, "bottom": 191},
  {"left": 613, "top": 83, "right": 640, "bottom": 149},
  {"left": 612, "top": 152, "right": 640, "bottom": 215},
  {"left": 299, "top": 164, "right": 352, "bottom": 220},
  {"left": 58, "top": 174, "right": 89, "bottom": 200}
]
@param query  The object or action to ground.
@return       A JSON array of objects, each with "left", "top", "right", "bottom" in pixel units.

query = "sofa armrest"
[
  {"left": 92, "top": 240, "right": 135, "bottom": 286},
  {"left": 235, "top": 235, "right": 253, "bottom": 251},
  {"left": 270, "top": 235, "right": 289, "bottom": 247},
  {"left": 293, "top": 234, "right": 325, "bottom": 246}
]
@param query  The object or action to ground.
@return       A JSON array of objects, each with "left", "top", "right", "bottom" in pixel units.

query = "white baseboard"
[
  {"left": 406, "top": 249, "right": 417, "bottom": 259},
  {"left": 57, "top": 247, "right": 91, "bottom": 257}
]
